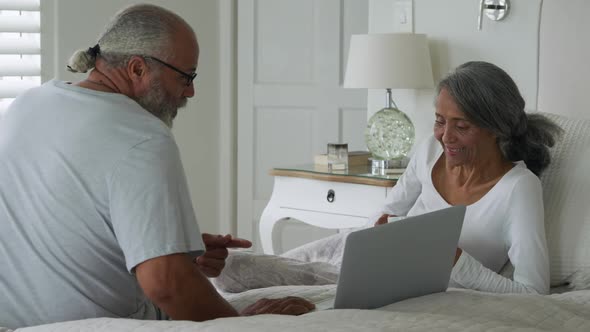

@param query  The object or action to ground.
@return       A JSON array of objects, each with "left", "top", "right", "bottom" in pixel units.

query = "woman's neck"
[
  {"left": 432, "top": 147, "right": 514, "bottom": 206},
  {"left": 445, "top": 148, "right": 513, "bottom": 187}
]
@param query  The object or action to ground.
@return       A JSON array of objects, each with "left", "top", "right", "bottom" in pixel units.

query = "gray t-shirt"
[{"left": 0, "top": 80, "right": 204, "bottom": 329}]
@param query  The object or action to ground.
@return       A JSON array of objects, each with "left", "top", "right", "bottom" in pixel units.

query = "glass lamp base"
[
  {"left": 365, "top": 107, "right": 415, "bottom": 161},
  {"left": 370, "top": 158, "right": 406, "bottom": 175},
  {"left": 370, "top": 158, "right": 403, "bottom": 169}
]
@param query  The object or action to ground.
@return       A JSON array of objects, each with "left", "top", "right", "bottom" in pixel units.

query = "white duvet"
[{"left": 12, "top": 286, "right": 590, "bottom": 332}]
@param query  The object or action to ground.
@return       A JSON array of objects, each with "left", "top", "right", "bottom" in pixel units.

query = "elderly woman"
[
  {"left": 368, "top": 61, "right": 562, "bottom": 294},
  {"left": 215, "top": 61, "right": 562, "bottom": 296}
]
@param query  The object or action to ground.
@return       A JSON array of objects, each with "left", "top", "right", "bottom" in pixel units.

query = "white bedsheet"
[{"left": 12, "top": 287, "right": 590, "bottom": 332}]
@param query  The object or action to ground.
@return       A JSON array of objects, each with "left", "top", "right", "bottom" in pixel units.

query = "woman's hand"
[
  {"left": 374, "top": 214, "right": 395, "bottom": 227},
  {"left": 453, "top": 248, "right": 463, "bottom": 266}
]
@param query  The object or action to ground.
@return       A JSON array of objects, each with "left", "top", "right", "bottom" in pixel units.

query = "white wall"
[
  {"left": 368, "top": 0, "right": 542, "bottom": 147},
  {"left": 41, "top": 0, "right": 227, "bottom": 234}
]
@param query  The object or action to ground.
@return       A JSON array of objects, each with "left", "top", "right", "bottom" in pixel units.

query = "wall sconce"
[{"left": 478, "top": 0, "right": 510, "bottom": 30}]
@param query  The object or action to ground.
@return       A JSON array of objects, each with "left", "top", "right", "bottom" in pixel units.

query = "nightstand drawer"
[
  {"left": 260, "top": 168, "right": 398, "bottom": 254},
  {"left": 273, "top": 176, "right": 388, "bottom": 217}
]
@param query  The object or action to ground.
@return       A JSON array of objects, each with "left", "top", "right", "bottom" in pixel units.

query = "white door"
[{"left": 237, "top": 0, "right": 369, "bottom": 249}]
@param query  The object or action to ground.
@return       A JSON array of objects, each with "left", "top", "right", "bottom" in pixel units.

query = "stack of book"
[{"left": 314, "top": 151, "right": 371, "bottom": 167}]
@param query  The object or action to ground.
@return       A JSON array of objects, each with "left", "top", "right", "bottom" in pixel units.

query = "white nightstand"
[{"left": 259, "top": 165, "right": 399, "bottom": 254}]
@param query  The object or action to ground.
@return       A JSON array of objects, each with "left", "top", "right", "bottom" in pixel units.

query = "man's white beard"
[{"left": 136, "top": 80, "right": 187, "bottom": 128}]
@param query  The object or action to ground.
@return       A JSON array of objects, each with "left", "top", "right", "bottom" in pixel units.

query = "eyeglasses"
[{"left": 144, "top": 55, "right": 197, "bottom": 86}]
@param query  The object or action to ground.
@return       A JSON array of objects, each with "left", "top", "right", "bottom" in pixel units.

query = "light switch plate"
[{"left": 393, "top": 0, "right": 413, "bottom": 33}]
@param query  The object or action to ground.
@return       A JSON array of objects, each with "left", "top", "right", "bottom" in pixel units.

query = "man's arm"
[
  {"left": 136, "top": 245, "right": 316, "bottom": 321},
  {"left": 136, "top": 253, "right": 239, "bottom": 321}
]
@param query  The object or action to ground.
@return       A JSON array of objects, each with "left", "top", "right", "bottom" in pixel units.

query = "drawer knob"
[{"left": 327, "top": 189, "right": 335, "bottom": 203}]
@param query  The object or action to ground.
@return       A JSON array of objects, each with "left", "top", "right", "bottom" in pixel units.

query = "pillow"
[{"left": 539, "top": 112, "right": 590, "bottom": 287}]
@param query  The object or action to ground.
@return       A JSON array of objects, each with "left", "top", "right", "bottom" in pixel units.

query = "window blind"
[{"left": 0, "top": 0, "right": 41, "bottom": 114}]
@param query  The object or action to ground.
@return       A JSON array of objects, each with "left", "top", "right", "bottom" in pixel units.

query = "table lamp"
[{"left": 343, "top": 33, "right": 434, "bottom": 170}]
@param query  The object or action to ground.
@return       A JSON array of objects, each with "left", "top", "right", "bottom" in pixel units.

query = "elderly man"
[{"left": 0, "top": 4, "right": 313, "bottom": 329}]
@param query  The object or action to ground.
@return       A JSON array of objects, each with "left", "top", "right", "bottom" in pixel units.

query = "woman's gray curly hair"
[
  {"left": 436, "top": 61, "right": 563, "bottom": 176},
  {"left": 67, "top": 4, "right": 189, "bottom": 73}
]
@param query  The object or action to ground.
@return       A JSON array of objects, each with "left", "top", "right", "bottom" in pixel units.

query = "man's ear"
[{"left": 127, "top": 55, "right": 148, "bottom": 85}]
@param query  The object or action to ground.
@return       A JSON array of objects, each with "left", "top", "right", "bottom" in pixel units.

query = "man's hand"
[
  {"left": 196, "top": 233, "right": 252, "bottom": 277},
  {"left": 374, "top": 214, "right": 394, "bottom": 227},
  {"left": 241, "top": 296, "right": 315, "bottom": 316}
]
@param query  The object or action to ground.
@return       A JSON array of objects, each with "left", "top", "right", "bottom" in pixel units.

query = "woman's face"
[{"left": 434, "top": 88, "right": 497, "bottom": 167}]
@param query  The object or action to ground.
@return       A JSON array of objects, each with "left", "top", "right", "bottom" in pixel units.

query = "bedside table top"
[{"left": 270, "top": 164, "right": 400, "bottom": 187}]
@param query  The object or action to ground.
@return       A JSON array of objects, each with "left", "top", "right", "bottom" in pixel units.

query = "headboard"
[
  {"left": 537, "top": 0, "right": 590, "bottom": 119},
  {"left": 537, "top": 0, "right": 590, "bottom": 288}
]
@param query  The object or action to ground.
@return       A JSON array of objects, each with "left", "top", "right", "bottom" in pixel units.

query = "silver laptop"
[{"left": 315, "top": 205, "right": 466, "bottom": 310}]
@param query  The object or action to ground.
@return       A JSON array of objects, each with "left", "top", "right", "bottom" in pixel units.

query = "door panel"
[{"left": 237, "top": 0, "right": 368, "bottom": 249}]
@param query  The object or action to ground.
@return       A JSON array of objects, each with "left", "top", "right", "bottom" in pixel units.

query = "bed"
[
  {"left": 15, "top": 122, "right": 585, "bottom": 331},
  {"left": 12, "top": 90, "right": 590, "bottom": 328},
  {"left": 10, "top": 287, "right": 590, "bottom": 331},
  {"left": 5, "top": 1, "right": 590, "bottom": 331}
]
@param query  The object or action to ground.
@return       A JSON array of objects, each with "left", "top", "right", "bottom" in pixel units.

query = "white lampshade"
[{"left": 343, "top": 33, "right": 434, "bottom": 89}]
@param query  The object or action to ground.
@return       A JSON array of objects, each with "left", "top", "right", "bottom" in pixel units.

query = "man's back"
[{"left": 0, "top": 80, "right": 201, "bottom": 328}]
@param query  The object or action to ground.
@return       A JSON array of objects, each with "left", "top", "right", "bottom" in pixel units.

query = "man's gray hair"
[
  {"left": 67, "top": 4, "right": 190, "bottom": 73},
  {"left": 436, "top": 61, "right": 562, "bottom": 176}
]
